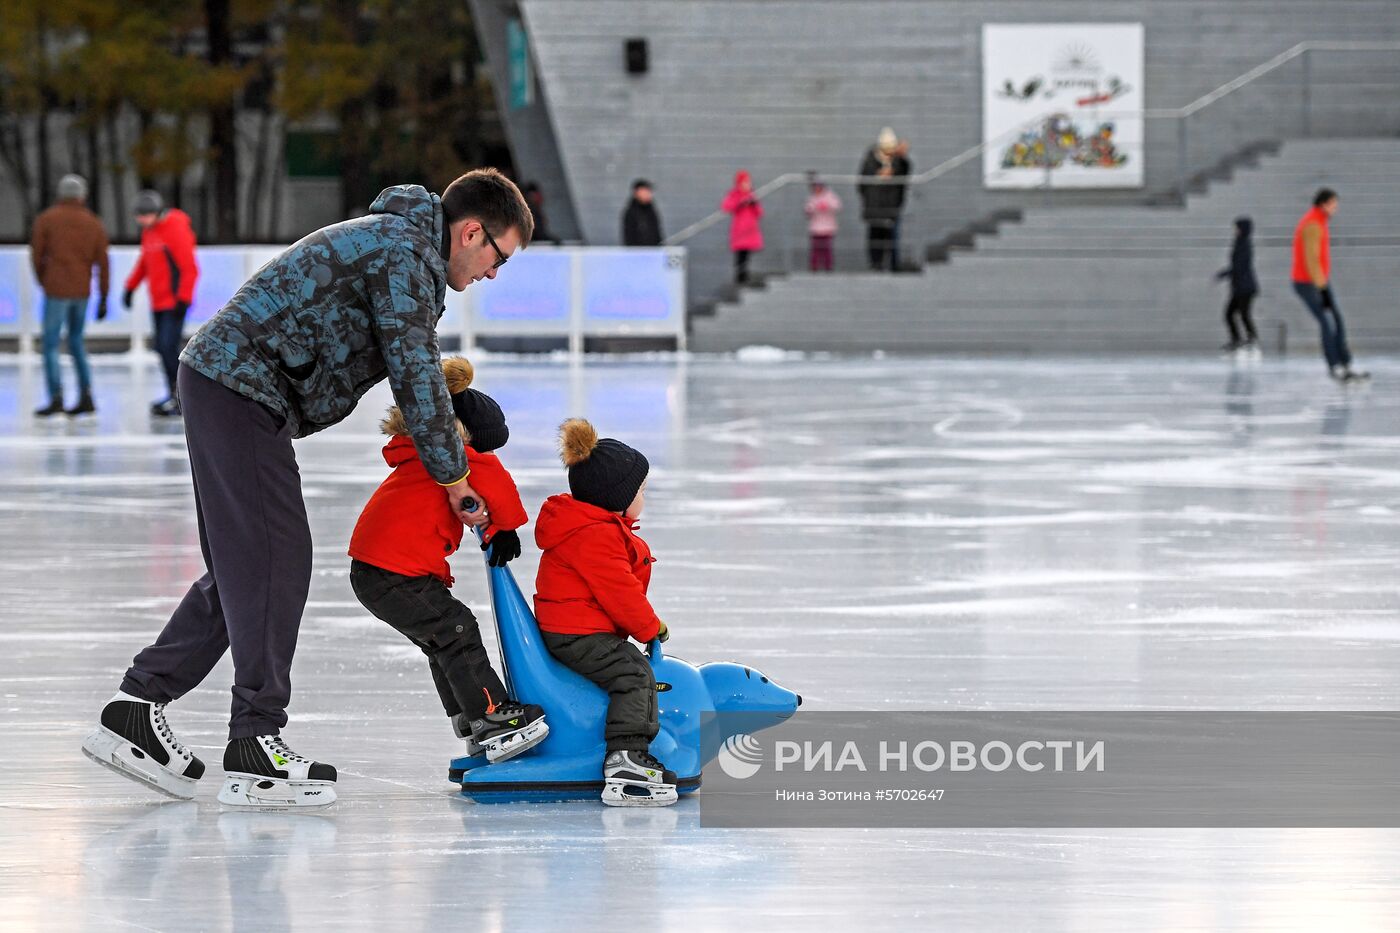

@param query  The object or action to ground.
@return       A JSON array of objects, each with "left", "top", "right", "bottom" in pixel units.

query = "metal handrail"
[{"left": 664, "top": 40, "right": 1400, "bottom": 245}]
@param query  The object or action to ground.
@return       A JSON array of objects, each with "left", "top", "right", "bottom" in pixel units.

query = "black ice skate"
[
  {"left": 452, "top": 713, "right": 486, "bottom": 759},
  {"left": 82, "top": 691, "right": 206, "bottom": 800},
  {"left": 469, "top": 701, "right": 549, "bottom": 763},
  {"left": 601, "top": 750, "right": 678, "bottom": 808},
  {"left": 218, "top": 735, "right": 337, "bottom": 809}
]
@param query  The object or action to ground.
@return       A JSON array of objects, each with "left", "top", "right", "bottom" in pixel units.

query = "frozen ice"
[{"left": 2, "top": 353, "right": 1399, "bottom": 930}]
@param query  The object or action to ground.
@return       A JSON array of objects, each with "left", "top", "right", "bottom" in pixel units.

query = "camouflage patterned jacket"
[{"left": 180, "top": 185, "right": 468, "bottom": 485}]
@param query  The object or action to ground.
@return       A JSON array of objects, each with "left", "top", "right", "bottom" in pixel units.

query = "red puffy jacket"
[
  {"left": 349, "top": 436, "right": 528, "bottom": 586},
  {"left": 533, "top": 494, "right": 660, "bottom": 642},
  {"left": 125, "top": 208, "right": 198, "bottom": 311}
]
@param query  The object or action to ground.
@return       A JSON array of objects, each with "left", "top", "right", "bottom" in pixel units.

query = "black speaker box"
[{"left": 625, "top": 37, "right": 648, "bottom": 74}]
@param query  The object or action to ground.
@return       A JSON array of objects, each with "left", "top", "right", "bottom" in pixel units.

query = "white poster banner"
[{"left": 982, "top": 23, "right": 1145, "bottom": 189}]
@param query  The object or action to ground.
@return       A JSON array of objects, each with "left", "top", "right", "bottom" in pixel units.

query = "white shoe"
[
  {"left": 82, "top": 691, "right": 206, "bottom": 800},
  {"left": 218, "top": 735, "right": 337, "bottom": 810}
]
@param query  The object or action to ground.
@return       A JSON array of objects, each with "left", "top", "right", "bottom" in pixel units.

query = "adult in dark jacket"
[
  {"left": 522, "top": 181, "right": 559, "bottom": 244},
  {"left": 1216, "top": 216, "right": 1259, "bottom": 351},
  {"left": 82, "top": 168, "right": 534, "bottom": 809},
  {"left": 858, "top": 128, "right": 912, "bottom": 271},
  {"left": 621, "top": 179, "right": 663, "bottom": 246}
]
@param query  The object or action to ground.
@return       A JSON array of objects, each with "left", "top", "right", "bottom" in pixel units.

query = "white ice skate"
[
  {"left": 217, "top": 735, "right": 337, "bottom": 810},
  {"left": 81, "top": 691, "right": 206, "bottom": 800},
  {"left": 470, "top": 701, "right": 550, "bottom": 764},
  {"left": 601, "top": 750, "right": 678, "bottom": 808}
]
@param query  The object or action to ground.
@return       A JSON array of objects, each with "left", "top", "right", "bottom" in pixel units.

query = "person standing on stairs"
[
  {"left": 30, "top": 174, "right": 110, "bottom": 417},
  {"left": 722, "top": 170, "right": 764, "bottom": 285},
  {"left": 1291, "top": 188, "right": 1367, "bottom": 383},
  {"left": 858, "top": 128, "right": 912, "bottom": 272},
  {"left": 805, "top": 172, "right": 842, "bottom": 272},
  {"left": 1215, "top": 216, "right": 1259, "bottom": 355}
]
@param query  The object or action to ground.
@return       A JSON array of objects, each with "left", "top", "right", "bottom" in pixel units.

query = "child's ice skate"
[
  {"left": 601, "top": 750, "right": 678, "bottom": 807},
  {"left": 218, "top": 735, "right": 337, "bottom": 809},
  {"left": 452, "top": 713, "right": 486, "bottom": 758},
  {"left": 81, "top": 691, "right": 206, "bottom": 800},
  {"left": 470, "top": 701, "right": 549, "bottom": 763}
]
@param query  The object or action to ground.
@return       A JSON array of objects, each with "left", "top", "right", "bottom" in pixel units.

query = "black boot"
[
  {"left": 34, "top": 397, "right": 64, "bottom": 417},
  {"left": 66, "top": 392, "right": 96, "bottom": 416}
]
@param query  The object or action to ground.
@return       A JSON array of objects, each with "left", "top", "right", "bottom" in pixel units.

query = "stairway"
[{"left": 689, "top": 139, "right": 1400, "bottom": 354}]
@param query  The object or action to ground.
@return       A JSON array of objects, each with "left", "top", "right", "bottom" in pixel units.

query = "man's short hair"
[
  {"left": 632, "top": 179, "right": 652, "bottom": 192},
  {"left": 441, "top": 168, "right": 534, "bottom": 244},
  {"left": 1313, "top": 187, "right": 1338, "bottom": 207}
]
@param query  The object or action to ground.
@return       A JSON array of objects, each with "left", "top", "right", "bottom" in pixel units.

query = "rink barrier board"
[{"left": 0, "top": 244, "right": 687, "bottom": 353}]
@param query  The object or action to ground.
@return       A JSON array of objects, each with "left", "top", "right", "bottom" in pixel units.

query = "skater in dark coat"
[
  {"left": 83, "top": 168, "right": 533, "bottom": 809},
  {"left": 1216, "top": 216, "right": 1259, "bottom": 352}
]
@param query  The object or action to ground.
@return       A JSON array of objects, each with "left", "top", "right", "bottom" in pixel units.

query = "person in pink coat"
[
  {"left": 721, "top": 170, "right": 764, "bottom": 284},
  {"left": 804, "top": 173, "right": 841, "bottom": 272}
]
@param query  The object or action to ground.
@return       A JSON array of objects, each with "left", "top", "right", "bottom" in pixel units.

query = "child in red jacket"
[
  {"left": 534, "top": 418, "right": 675, "bottom": 807},
  {"left": 349, "top": 358, "right": 548, "bottom": 763}
]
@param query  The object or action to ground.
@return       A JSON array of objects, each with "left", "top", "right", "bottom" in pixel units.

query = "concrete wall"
[{"left": 503, "top": 0, "right": 1400, "bottom": 307}]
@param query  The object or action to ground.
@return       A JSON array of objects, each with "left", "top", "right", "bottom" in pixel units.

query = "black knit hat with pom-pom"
[{"left": 558, "top": 418, "right": 648, "bottom": 512}]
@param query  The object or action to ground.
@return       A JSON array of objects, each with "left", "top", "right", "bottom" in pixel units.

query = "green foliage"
[{"left": 0, "top": 1, "right": 494, "bottom": 238}]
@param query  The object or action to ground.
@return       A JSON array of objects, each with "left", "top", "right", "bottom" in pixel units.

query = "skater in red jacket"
[
  {"left": 349, "top": 357, "right": 548, "bottom": 764},
  {"left": 534, "top": 418, "right": 676, "bottom": 807},
  {"left": 122, "top": 189, "right": 199, "bottom": 416}
]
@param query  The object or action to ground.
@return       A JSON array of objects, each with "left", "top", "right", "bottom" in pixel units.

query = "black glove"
[
  {"left": 121, "top": 289, "right": 133, "bottom": 309},
  {"left": 482, "top": 528, "right": 521, "bottom": 567},
  {"left": 96, "top": 297, "right": 108, "bottom": 321},
  {"left": 173, "top": 300, "right": 190, "bottom": 316}
]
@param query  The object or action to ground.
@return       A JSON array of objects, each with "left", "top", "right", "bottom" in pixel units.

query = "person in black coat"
[
  {"left": 621, "top": 179, "right": 664, "bottom": 246},
  {"left": 1216, "top": 216, "right": 1259, "bottom": 350},
  {"left": 858, "top": 128, "right": 912, "bottom": 271}
]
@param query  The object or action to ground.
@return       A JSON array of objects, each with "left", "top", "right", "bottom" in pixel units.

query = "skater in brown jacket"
[{"left": 29, "top": 174, "right": 110, "bottom": 416}]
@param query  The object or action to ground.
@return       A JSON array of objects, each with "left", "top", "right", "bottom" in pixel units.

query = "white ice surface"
[{"left": 2, "top": 354, "right": 1399, "bottom": 930}]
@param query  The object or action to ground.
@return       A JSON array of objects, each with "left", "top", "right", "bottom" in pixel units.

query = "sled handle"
[
  {"left": 462, "top": 497, "right": 487, "bottom": 544},
  {"left": 647, "top": 638, "right": 664, "bottom": 662}
]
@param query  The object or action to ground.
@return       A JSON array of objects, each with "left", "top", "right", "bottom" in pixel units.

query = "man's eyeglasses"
[{"left": 481, "top": 225, "right": 509, "bottom": 269}]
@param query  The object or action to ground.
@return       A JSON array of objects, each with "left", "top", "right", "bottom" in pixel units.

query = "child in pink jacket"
[
  {"left": 721, "top": 170, "right": 764, "bottom": 284},
  {"left": 804, "top": 174, "right": 841, "bottom": 272}
]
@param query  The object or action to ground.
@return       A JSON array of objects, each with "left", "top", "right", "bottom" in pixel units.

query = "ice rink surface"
[{"left": 2, "top": 352, "right": 1399, "bottom": 931}]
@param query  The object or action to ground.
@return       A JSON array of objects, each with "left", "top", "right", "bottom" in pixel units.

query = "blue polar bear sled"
[{"left": 450, "top": 544, "right": 802, "bottom": 802}]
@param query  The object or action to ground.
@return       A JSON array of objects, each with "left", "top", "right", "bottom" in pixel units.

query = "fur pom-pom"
[
  {"left": 442, "top": 357, "right": 475, "bottom": 394},
  {"left": 559, "top": 418, "right": 598, "bottom": 466}
]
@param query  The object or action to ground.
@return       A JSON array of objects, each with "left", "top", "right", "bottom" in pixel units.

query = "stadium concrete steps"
[{"left": 690, "top": 139, "right": 1400, "bottom": 354}]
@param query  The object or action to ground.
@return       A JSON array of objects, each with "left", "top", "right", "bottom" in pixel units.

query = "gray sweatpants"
[
  {"left": 121, "top": 364, "right": 312, "bottom": 739},
  {"left": 542, "top": 631, "right": 658, "bottom": 753}
]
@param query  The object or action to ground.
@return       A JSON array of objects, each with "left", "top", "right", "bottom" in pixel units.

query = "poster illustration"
[{"left": 982, "top": 24, "right": 1145, "bottom": 189}]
